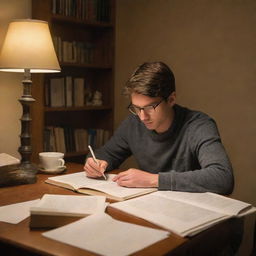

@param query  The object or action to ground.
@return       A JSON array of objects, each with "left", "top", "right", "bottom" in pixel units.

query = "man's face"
[{"left": 130, "top": 92, "right": 175, "bottom": 133}]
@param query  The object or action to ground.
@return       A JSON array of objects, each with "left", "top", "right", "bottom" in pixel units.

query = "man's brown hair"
[{"left": 123, "top": 61, "right": 175, "bottom": 99}]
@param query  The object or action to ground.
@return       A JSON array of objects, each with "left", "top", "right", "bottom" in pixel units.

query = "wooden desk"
[{"left": 0, "top": 163, "right": 243, "bottom": 256}]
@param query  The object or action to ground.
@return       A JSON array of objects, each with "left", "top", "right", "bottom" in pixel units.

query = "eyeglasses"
[{"left": 128, "top": 99, "right": 165, "bottom": 115}]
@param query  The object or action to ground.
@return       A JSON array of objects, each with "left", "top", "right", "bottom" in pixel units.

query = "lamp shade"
[{"left": 0, "top": 19, "right": 60, "bottom": 73}]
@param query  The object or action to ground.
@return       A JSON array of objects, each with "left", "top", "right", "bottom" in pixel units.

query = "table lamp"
[{"left": 0, "top": 19, "right": 60, "bottom": 186}]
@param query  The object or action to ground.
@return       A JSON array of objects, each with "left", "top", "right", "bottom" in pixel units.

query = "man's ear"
[{"left": 168, "top": 92, "right": 176, "bottom": 106}]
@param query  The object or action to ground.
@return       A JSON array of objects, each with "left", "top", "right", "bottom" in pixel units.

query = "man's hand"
[
  {"left": 112, "top": 168, "right": 159, "bottom": 188},
  {"left": 84, "top": 157, "right": 108, "bottom": 178}
]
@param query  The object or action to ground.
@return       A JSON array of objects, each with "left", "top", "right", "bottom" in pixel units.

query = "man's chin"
[{"left": 143, "top": 122, "right": 155, "bottom": 130}]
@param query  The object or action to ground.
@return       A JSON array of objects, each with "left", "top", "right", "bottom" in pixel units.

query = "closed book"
[
  {"left": 30, "top": 194, "right": 106, "bottom": 228},
  {"left": 74, "top": 129, "right": 88, "bottom": 151},
  {"left": 65, "top": 76, "right": 73, "bottom": 107},
  {"left": 0, "top": 153, "right": 20, "bottom": 167},
  {"left": 50, "top": 77, "right": 65, "bottom": 107},
  {"left": 73, "top": 78, "right": 85, "bottom": 106}
]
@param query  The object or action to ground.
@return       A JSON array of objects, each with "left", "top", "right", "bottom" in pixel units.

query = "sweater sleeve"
[
  {"left": 94, "top": 118, "right": 132, "bottom": 171},
  {"left": 159, "top": 118, "right": 234, "bottom": 195}
]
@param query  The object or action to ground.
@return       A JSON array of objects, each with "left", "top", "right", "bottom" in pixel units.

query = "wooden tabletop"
[{"left": 0, "top": 162, "right": 242, "bottom": 256}]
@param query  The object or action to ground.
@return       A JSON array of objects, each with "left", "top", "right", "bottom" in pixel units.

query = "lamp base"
[
  {"left": 0, "top": 163, "right": 37, "bottom": 187},
  {"left": 19, "top": 161, "right": 39, "bottom": 173}
]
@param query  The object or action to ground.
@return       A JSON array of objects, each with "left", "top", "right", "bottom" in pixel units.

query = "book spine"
[{"left": 44, "top": 127, "right": 108, "bottom": 153}]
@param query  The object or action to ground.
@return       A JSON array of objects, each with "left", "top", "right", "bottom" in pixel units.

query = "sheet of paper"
[
  {"left": 0, "top": 199, "right": 39, "bottom": 224},
  {"left": 43, "top": 213, "right": 169, "bottom": 256},
  {"left": 30, "top": 194, "right": 107, "bottom": 215}
]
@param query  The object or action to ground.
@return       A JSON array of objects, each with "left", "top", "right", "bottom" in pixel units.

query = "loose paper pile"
[{"left": 43, "top": 213, "right": 170, "bottom": 256}]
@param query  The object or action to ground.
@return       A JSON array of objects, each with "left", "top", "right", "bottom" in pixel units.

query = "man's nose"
[{"left": 138, "top": 109, "right": 149, "bottom": 121}]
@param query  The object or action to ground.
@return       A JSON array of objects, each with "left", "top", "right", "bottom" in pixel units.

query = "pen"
[{"left": 88, "top": 145, "right": 106, "bottom": 180}]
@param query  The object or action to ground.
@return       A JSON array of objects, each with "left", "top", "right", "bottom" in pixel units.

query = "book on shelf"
[
  {"left": 44, "top": 127, "right": 109, "bottom": 153},
  {"left": 52, "top": 0, "right": 111, "bottom": 23},
  {"left": 44, "top": 127, "right": 57, "bottom": 152},
  {"left": 73, "top": 77, "right": 85, "bottom": 106},
  {"left": 53, "top": 36, "right": 63, "bottom": 62},
  {"left": 45, "top": 172, "right": 157, "bottom": 202},
  {"left": 29, "top": 194, "right": 107, "bottom": 228},
  {"left": 65, "top": 76, "right": 73, "bottom": 107},
  {"left": 53, "top": 36, "right": 95, "bottom": 65},
  {"left": 74, "top": 128, "right": 88, "bottom": 152},
  {"left": 47, "top": 76, "right": 104, "bottom": 108},
  {"left": 46, "top": 75, "right": 110, "bottom": 108},
  {"left": 64, "top": 127, "right": 75, "bottom": 153},
  {"left": 46, "top": 76, "right": 73, "bottom": 107},
  {"left": 62, "top": 41, "right": 76, "bottom": 63},
  {"left": 49, "top": 77, "right": 65, "bottom": 107},
  {"left": 110, "top": 191, "right": 256, "bottom": 237},
  {"left": 54, "top": 127, "right": 66, "bottom": 153}
]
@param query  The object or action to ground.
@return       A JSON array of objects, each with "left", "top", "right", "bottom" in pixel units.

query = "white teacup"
[{"left": 39, "top": 152, "right": 65, "bottom": 172}]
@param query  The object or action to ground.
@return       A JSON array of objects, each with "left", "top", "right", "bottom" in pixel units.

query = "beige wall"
[
  {"left": 0, "top": 0, "right": 255, "bottom": 254},
  {"left": 115, "top": 2, "right": 256, "bottom": 253},
  {"left": 1, "top": 1, "right": 255, "bottom": 206},
  {"left": 0, "top": 0, "right": 31, "bottom": 159},
  {"left": 115, "top": 0, "right": 256, "bottom": 206}
]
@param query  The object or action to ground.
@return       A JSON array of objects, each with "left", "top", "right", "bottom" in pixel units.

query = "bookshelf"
[{"left": 31, "top": 0, "right": 115, "bottom": 163}]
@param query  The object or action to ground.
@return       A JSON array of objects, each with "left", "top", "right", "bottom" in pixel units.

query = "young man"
[{"left": 84, "top": 62, "right": 234, "bottom": 195}]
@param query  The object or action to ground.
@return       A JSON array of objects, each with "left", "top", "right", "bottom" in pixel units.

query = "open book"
[
  {"left": 45, "top": 172, "right": 157, "bottom": 201},
  {"left": 110, "top": 191, "right": 255, "bottom": 237},
  {"left": 30, "top": 194, "right": 107, "bottom": 228}
]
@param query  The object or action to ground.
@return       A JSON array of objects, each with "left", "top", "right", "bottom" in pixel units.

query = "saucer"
[{"left": 39, "top": 166, "right": 67, "bottom": 174}]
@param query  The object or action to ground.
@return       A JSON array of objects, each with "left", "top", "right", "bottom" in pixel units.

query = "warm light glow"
[{"left": 0, "top": 19, "right": 60, "bottom": 73}]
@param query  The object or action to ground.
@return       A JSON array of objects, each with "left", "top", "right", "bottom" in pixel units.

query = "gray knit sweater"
[{"left": 94, "top": 104, "right": 234, "bottom": 195}]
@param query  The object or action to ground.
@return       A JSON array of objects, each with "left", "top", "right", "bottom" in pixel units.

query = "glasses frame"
[{"left": 128, "top": 98, "right": 165, "bottom": 115}]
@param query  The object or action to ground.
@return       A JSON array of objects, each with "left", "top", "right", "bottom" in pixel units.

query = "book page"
[
  {"left": 156, "top": 191, "right": 252, "bottom": 216},
  {"left": 30, "top": 194, "right": 107, "bottom": 216},
  {"left": 0, "top": 199, "right": 39, "bottom": 224},
  {"left": 0, "top": 153, "right": 20, "bottom": 167},
  {"left": 111, "top": 192, "right": 227, "bottom": 237},
  {"left": 43, "top": 213, "right": 169, "bottom": 256},
  {"left": 47, "top": 172, "right": 156, "bottom": 200},
  {"left": 47, "top": 172, "right": 110, "bottom": 190},
  {"left": 85, "top": 180, "right": 156, "bottom": 199}
]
